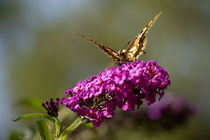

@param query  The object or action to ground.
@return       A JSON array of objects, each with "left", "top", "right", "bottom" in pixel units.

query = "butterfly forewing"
[
  {"left": 125, "top": 12, "right": 162, "bottom": 61},
  {"left": 73, "top": 32, "right": 120, "bottom": 60}
]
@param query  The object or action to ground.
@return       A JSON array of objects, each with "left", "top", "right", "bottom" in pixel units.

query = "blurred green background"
[{"left": 1, "top": 0, "right": 210, "bottom": 139}]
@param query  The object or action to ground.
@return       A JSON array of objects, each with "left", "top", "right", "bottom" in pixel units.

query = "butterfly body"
[{"left": 73, "top": 12, "right": 161, "bottom": 65}]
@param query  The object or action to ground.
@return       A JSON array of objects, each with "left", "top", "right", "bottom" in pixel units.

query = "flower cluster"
[
  {"left": 79, "top": 93, "right": 197, "bottom": 138},
  {"left": 42, "top": 98, "right": 60, "bottom": 117},
  {"left": 61, "top": 60, "right": 170, "bottom": 126}
]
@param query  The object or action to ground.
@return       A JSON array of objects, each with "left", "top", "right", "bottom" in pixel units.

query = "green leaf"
[
  {"left": 13, "top": 113, "right": 55, "bottom": 123},
  {"left": 17, "top": 98, "right": 45, "bottom": 112},
  {"left": 37, "top": 120, "right": 54, "bottom": 140},
  {"left": 59, "top": 117, "right": 82, "bottom": 140},
  {"left": 9, "top": 131, "right": 22, "bottom": 140}
]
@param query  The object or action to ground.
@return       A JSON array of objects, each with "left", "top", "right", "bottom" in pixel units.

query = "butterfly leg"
[{"left": 109, "top": 61, "right": 117, "bottom": 68}]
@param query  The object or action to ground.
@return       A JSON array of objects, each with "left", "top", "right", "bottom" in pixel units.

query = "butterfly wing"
[
  {"left": 124, "top": 12, "right": 162, "bottom": 61},
  {"left": 128, "top": 36, "right": 147, "bottom": 61},
  {"left": 73, "top": 32, "right": 120, "bottom": 60}
]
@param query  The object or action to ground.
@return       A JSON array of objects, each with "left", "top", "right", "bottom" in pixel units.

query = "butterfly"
[{"left": 73, "top": 12, "right": 161, "bottom": 65}]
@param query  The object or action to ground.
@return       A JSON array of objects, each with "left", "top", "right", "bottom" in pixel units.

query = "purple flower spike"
[
  {"left": 61, "top": 60, "right": 170, "bottom": 126},
  {"left": 42, "top": 98, "right": 60, "bottom": 117},
  {"left": 148, "top": 93, "right": 197, "bottom": 120}
]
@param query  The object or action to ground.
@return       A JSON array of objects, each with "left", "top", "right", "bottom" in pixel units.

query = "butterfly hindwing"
[
  {"left": 133, "top": 36, "right": 147, "bottom": 60},
  {"left": 73, "top": 32, "right": 120, "bottom": 60},
  {"left": 127, "top": 36, "right": 147, "bottom": 61},
  {"left": 125, "top": 12, "right": 161, "bottom": 61}
]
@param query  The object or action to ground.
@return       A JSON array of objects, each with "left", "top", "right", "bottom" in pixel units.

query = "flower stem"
[
  {"left": 55, "top": 117, "right": 61, "bottom": 138},
  {"left": 58, "top": 117, "right": 83, "bottom": 140}
]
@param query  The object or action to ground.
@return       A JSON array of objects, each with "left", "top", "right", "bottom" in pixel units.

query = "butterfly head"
[
  {"left": 118, "top": 49, "right": 126, "bottom": 57},
  {"left": 117, "top": 49, "right": 127, "bottom": 63}
]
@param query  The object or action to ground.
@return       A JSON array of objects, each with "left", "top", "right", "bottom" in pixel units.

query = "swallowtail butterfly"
[{"left": 73, "top": 12, "right": 161, "bottom": 65}]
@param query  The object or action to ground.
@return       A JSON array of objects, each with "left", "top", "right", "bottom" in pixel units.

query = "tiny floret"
[{"left": 42, "top": 98, "right": 60, "bottom": 117}]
